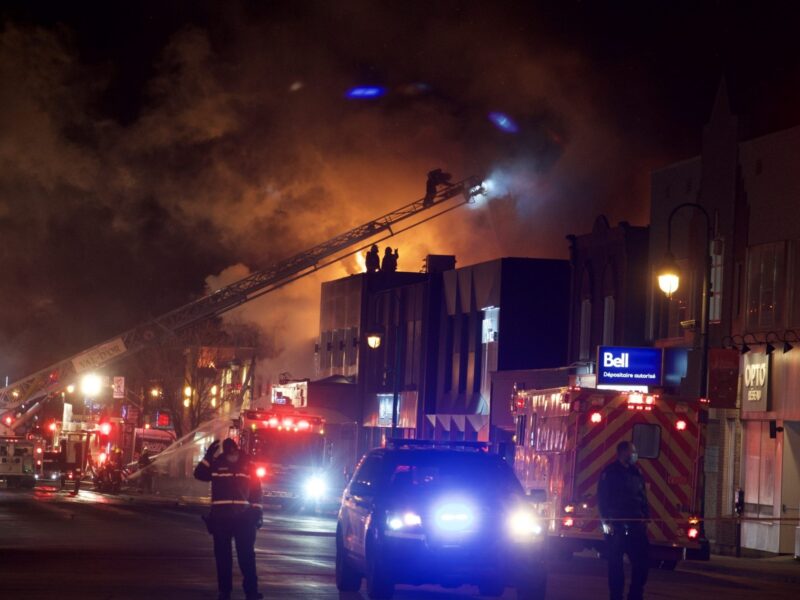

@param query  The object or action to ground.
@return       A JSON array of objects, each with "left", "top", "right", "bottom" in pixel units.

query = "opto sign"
[
  {"left": 741, "top": 352, "right": 769, "bottom": 412},
  {"left": 597, "top": 346, "right": 663, "bottom": 387}
]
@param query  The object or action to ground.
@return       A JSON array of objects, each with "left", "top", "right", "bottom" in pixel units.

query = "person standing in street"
[
  {"left": 195, "top": 438, "right": 263, "bottom": 600},
  {"left": 598, "top": 441, "right": 650, "bottom": 600}
]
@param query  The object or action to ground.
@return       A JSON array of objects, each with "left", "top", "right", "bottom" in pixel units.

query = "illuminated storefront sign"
[
  {"left": 741, "top": 351, "right": 769, "bottom": 412},
  {"left": 597, "top": 346, "right": 663, "bottom": 387}
]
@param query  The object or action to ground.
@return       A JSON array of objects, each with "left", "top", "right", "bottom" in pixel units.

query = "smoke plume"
[{"left": 0, "top": 3, "right": 653, "bottom": 382}]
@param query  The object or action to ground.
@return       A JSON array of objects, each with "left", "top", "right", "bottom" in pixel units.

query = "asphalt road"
[{"left": 0, "top": 487, "right": 794, "bottom": 599}]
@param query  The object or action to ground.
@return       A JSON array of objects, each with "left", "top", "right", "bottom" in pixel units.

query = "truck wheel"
[
  {"left": 365, "top": 538, "right": 394, "bottom": 599},
  {"left": 517, "top": 569, "right": 547, "bottom": 600},
  {"left": 335, "top": 530, "right": 361, "bottom": 592}
]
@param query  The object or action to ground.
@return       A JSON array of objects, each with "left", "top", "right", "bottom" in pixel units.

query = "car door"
[{"left": 342, "top": 453, "right": 384, "bottom": 563}]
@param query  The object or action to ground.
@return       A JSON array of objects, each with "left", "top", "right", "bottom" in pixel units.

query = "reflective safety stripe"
[
  {"left": 211, "top": 500, "right": 251, "bottom": 505},
  {"left": 251, "top": 504, "right": 263, "bottom": 509},
  {"left": 212, "top": 473, "right": 234, "bottom": 477},
  {"left": 235, "top": 473, "right": 250, "bottom": 478}
]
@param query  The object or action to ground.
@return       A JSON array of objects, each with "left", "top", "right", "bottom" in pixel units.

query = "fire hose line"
[{"left": 550, "top": 516, "right": 800, "bottom": 523}]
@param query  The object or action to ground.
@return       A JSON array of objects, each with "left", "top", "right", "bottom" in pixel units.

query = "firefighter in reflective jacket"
[
  {"left": 598, "top": 441, "right": 649, "bottom": 600},
  {"left": 195, "top": 438, "right": 263, "bottom": 600}
]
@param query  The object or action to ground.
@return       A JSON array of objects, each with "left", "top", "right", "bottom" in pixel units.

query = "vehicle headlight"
[
  {"left": 386, "top": 511, "right": 423, "bottom": 531},
  {"left": 303, "top": 476, "right": 326, "bottom": 500},
  {"left": 507, "top": 508, "right": 543, "bottom": 539}
]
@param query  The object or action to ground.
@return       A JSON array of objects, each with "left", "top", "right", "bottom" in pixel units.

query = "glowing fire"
[{"left": 354, "top": 250, "right": 366, "bottom": 273}]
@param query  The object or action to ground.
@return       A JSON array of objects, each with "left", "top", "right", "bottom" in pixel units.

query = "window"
[
  {"left": 709, "top": 238, "right": 724, "bottom": 323},
  {"left": 351, "top": 455, "right": 384, "bottom": 492},
  {"left": 602, "top": 296, "right": 615, "bottom": 345},
  {"left": 743, "top": 421, "right": 776, "bottom": 517},
  {"left": 515, "top": 415, "right": 527, "bottom": 447},
  {"left": 746, "top": 242, "right": 786, "bottom": 331},
  {"left": 579, "top": 299, "right": 592, "bottom": 360},
  {"left": 632, "top": 424, "right": 661, "bottom": 459}
]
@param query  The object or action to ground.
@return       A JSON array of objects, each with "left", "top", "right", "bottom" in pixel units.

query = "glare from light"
[
  {"left": 304, "top": 476, "right": 327, "bottom": 500},
  {"left": 256, "top": 466, "right": 266, "bottom": 479},
  {"left": 80, "top": 374, "right": 103, "bottom": 397},
  {"left": 386, "top": 511, "right": 422, "bottom": 531},
  {"left": 507, "top": 508, "right": 543, "bottom": 538},
  {"left": 66, "top": 384, "right": 76, "bottom": 394},
  {"left": 676, "top": 419, "right": 687, "bottom": 431},
  {"left": 150, "top": 388, "right": 160, "bottom": 398},
  {"left": 387, "top": 516, "right": 404, "bottom": 531},
  {"left": 590, "top": 412, "right": 603, "bottom": 424},
  {"left": 688, "top": 527, "right": 699, "bottom": 539},
  {"left": 403, "top": 512, "right": 422, "bottom": 527},
  {"left": 366, "top": 333, "right": 382, "bottom": 349},
  {"left": 183, "top": 385, "right": 192, "bottom": 398},
  {"left": 211, "top": 385, "right": 218, "bottom": 396},
  {"left": 488, "top": 111, "right": 519, "bottom": 133},
  {"left": 658, "top": 273, "right": 680, "bottom": 297},
  {"left": 183, "top": 398, "right": 190, "bottom": 408},
  {"left": 346, "top": 86, "right": 385, "bottom": 99},
  {"left": 434, "top": 501, "right": 476, "bottom": 532}
]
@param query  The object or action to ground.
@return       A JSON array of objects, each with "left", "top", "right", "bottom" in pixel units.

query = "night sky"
[{"left": 2, "top": 1, "right": 800, "bottom": 380}]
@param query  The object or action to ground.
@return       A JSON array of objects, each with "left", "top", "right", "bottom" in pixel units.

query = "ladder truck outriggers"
[{"left": 0, "top": 174, "right": 485, "bottom": 440}]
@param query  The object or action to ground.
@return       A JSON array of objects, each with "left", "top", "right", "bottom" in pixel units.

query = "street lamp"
[
  {"left": 80, "top": 373, "right": 103, "bottom": 398},
  {"left": 657, "top": 253, "right": 681, "bottom": 298},
  {"left": 657, "top": 202, "right": 712, "bottom": 398},
  {"left": 365, "top": 299, "right": 405, "bottom": 440}
]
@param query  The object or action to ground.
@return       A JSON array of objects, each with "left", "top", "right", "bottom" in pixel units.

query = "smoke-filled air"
[{"left": 0, "top": 2, "right": 653, "bottom": 383}]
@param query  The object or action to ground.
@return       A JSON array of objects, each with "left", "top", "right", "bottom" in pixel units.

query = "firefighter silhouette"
[
  {"left": 423, "top": 168, "right": 453, "bottom": 207},
  {"left": 381, "top": 247, "right": 399, "bottom": 273},
  {"left": 365, "top": 245, "right": 380, "bottom": 273},
  {"left": 598, "top": 441, "right": 650, "bottom": 600}
]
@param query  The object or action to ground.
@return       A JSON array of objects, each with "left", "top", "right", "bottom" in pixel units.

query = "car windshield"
[
  {"left": 248, "top": 430, "right": 324, "bottom": 467},
  {"left": 387, "top": 451, "right": 523, "bottom": 496}
]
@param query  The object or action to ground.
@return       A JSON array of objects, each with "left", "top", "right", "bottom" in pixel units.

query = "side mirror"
[{"left": 527, "top": 489, "right": 547, "bottom": 503}]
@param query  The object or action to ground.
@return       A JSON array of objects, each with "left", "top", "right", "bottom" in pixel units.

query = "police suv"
[{"left": 335, "top": 440, "right": 547, "bottom": 599}]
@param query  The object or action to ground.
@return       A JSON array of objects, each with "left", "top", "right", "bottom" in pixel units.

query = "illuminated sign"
[
  {"left": 597, "top": 346, "right": 663, "bottom": 387},
  {"left": 741, "top": 352, "right": 769, "bottom": 412}
]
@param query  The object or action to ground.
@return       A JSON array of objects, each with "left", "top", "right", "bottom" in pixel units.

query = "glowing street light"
[
  {"left": 184, "top": 385, "right": 192, "bottom": 398},
  {"left": 66, "top": 384, "right": 76, "bottom": 394},
  {"left": 150, "top": 388, "right": 161, "bottom": 398},
  {"left": 657, "top": 253, "right": 680, "bottom": 298},
  {"left": 80, "top": 373, "right": 103, "bottom": 397}
]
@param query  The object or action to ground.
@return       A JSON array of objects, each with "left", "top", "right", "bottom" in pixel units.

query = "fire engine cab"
[
  {"left": 511, "top": 386, "right": 708, "bottom": 566},
  {"left": 237, "top": 407, "right": 333, "bottom": 510}
]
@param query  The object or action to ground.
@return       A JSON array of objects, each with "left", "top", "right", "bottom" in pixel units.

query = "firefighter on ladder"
[
  {"left": 598, "top": 441, "right": 650, "bottom": 600},
  {"left": 195, "top": 438, "right": 263, "bottom": 600}
]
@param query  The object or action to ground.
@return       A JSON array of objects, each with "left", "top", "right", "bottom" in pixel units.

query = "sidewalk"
[{"left": 681, "top": 554, "right": 800, "bottom": 585}]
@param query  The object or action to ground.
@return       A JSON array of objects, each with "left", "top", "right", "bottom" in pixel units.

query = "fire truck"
[
  {"left": 237, "top": 407, "right": 351, "bottom": 510},
  {"left": 0, "top": 436, "right": 40, "bottom": 488},
  {"left": 511, "top": 387, "right": 707, "bottom": 566}
]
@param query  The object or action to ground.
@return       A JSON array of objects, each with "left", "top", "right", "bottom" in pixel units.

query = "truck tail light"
[
  {"left": 687, "top": 527, "right": 699, "bottom": 539},
  {"left": 255, "top": 466, "right": 266, "bottom": 479},
  {"left": 676, "top": 419, "right": 687, "bottom": 431},
  {"left": 563, "top": 517, "right": 574, "bottom": 528},
  {"left": 590, "top": 412, "right": 602, "bottom": 424}
]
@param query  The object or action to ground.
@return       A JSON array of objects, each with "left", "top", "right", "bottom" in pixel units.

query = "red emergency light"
[
  {"left": 298, "top": 420, "right": 310, "bottom": 430},
  {"left": 255, "top": 466, "right": 266, "bottom": 479},
  {"left": 590, "top": 412, "right": 603, "bottom": 424},
  {"left": 563, "top": 517, "right": 575, "bottom": 528},
  {"left": 48, "top": 422, "right": 57, "bottom": 432},
  {"left": 687, "top": 527, "right": 699, "bottom": 539},
  {"left": 98, "top": 452, "right": 108, "bottom": 464},
  {"left": 99, "top": 422, "right": 112, "bottom": 436},
  {"left": 676, "top": 420, "right": 687, "bottom": 431},
  {"left": 3, "top": 416, "right": 12, "bottom": 426},
  {"left": 627, "top": 393, "right": 655, "bottom": 411}
]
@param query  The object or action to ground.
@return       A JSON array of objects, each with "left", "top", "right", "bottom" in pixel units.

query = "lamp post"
[
  {"left": 657, "top": 202, "right": 712, "bottom": 398},
  {"left": 365, "top": 293, "right": 405, "bottom": 440}
]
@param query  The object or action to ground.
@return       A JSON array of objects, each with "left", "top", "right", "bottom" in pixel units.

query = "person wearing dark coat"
[
  {"left": 195, "top": 438, "right": 263, "bottom": 600},
  {"left": 381, "top": 247, "right": 398, "bottom": 273},
  {"left": 365, "top": 244, "right": 380, "bottom": 273},
  {"left": 597, "top": 441, "right": 650, "bottom": 600}
]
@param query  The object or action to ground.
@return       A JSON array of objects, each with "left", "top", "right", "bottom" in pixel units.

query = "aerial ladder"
[{"left": 0, "top": 174, "right": 485, "bottom": 435}]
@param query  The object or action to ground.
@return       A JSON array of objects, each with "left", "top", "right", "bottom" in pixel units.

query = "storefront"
[{"left": 740, "top": 349, "right": 800, "bottom": 554}]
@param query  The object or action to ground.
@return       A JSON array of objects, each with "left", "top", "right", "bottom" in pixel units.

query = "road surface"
[{"left": 0, "top": 487, "right": 794, "bottom": 599}]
